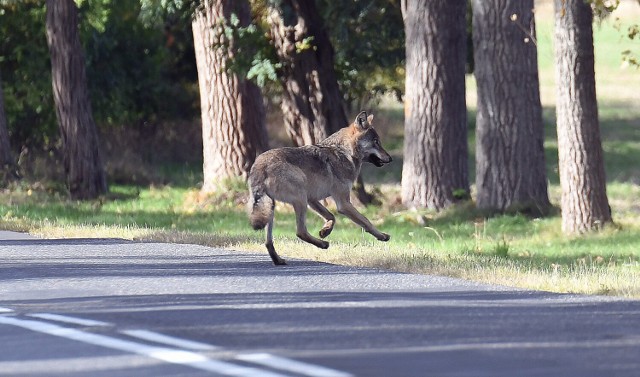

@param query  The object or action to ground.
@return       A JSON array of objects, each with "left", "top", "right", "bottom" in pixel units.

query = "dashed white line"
[
  {"left": 121, "top": 329, "right": 218, "bottom": 351},
  {"left": 0, "top": 307, "right": 13, "bottom": 313},
  {"left": 0, "top": 315, "right": 288, "bottom": 377},
  {"left": 237, "top": 353, "right": 354, "bottom": 377},
  {"left": 29, "top": 313, "right": 111, "bottom": 327}
]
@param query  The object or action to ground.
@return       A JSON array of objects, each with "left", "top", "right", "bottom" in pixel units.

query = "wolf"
[{"left": 247, "top": 111, "right": 392, "bottom": 265}]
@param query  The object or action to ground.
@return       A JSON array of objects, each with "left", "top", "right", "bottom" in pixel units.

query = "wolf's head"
[{"left": 353, "top": 111, "right": 392, "bottom": 167}]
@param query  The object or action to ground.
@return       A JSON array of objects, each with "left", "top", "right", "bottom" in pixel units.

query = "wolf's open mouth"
[{"left": 368, "top": 154, "right": 389, "bottom": 167}]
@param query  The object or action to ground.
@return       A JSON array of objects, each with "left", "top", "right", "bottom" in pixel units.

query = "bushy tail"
[{"left": 248, "top": 176, "right": 274, "bottom": 230}]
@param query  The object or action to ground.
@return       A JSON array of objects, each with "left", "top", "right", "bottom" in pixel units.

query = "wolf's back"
[{"left": 247, "top": 163, "right": 274, "bottom": 230}]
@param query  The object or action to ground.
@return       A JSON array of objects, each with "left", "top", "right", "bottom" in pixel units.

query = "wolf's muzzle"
[{"left": 369, "top": 154, "right": 392, "bottom": 167}]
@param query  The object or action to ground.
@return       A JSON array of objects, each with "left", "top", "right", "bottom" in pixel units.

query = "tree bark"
[
  {"left": 267, "top": 0, "right": 348, "bottom": 146},
  {"left": 472, "top": 0, "right": 550, "bottom": 214},
  {"left": 45, "top": 0, "right": 107, "bottom": 199},
  {"left": 554, "top": 0, "right": 612, "bottom": 233},
  {"left": 192, "top": 0, "right": 268, "bottom": 193},
  {"left": 0, "top": 71, "right": 19, "bottom": 185},
  {"left": 401, "top": 0, "right": 469, "bottom": 210}
]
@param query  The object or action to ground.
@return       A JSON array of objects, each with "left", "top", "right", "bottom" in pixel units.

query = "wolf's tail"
[{"left": 247, "top": 174, "right": 274, "bottom": 230}]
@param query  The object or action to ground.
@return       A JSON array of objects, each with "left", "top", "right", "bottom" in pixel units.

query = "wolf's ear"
[{"left": 355, "top": 111, "right": 369, "bottom": 130}]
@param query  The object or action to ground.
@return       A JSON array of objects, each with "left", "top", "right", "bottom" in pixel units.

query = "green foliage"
[
  {"left": 493, "top": 237, "right": 510, "bottom": 258},
  {"left": 0, "top": 0, "right": 198, "bottom": 149},
  {"left": 219, "top": 12, "right": 281, "bottom": 88},
  {"left": 139, "top": 0, "right": 185, "bottom": 18},
  {"left": 617, "top": 22, "right": 640, "bottom": 68},
  {"left": 138, "top": 0, "right": 197, "bottom": 26},
  {"left": 81, "top": 0, "right": 197, "bottom": 125},
  {"left": 318, "top": 0, "right": 405, "bottom": 105},
  {"left": 75, "top": 0, "right": 110, "bottom": 32},
  {"left": 452, "top": 188, "right": 470, "bottom": 201},
  {"left": 294, "top": 36, "right": 315, "bottom": 53},
  {"left": 590, "top": 0, "right": 620, "bottom": 20},
  {"left": 589, "top": 0, "right": 640, "bottom": 68},
  {"left": 247, "top": 58, "right": 279, "bottom": 88},
  {"left": 0, "top": 1, "right": 56, "bottom": 145}
]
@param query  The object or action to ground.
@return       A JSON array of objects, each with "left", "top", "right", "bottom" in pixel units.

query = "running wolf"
[{"left": 247, "top": 111, "right": 392, "bottom": 265}]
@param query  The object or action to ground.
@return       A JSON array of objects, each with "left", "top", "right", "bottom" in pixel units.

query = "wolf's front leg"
[{"left": 334, "top": 195, "right": 390, "bottom": 241}]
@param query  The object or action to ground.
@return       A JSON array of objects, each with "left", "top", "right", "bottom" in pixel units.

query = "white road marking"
[
  {"left": 0, "top": 315, "right": 289, "bottom": 377},
  {"left": 0, "top": 354, "right": 163, "bottom": 374},
  {"left": 237, "top": 353, "right": 354, "bottom": 377},
  {"left": 0, "top": 307, "right": 13, "bottom": 313},
  {"left": 29, "top": 313, "right": 111, "bottom": 327},
  {"left": 121, "top": 329, "right": 218, "bottom": 351}
]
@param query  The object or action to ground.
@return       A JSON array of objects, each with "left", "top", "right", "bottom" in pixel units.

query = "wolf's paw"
[
  {"left": 377, "top": 233, "right": 391, "bottom": 242},
  {"left": 319, "top": 227, "right": 333, "bottom": 239},
  {"left": 273, "top": 258, "right": 287, "bottom": 266},
  {"left": 310, "top": 239, "right": 329, "bottom": 249}
]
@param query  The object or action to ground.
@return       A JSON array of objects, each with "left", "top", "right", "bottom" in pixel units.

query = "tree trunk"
[
  {"left": 472, "top": 0, "right": 550, "bottom": 214},
  {"left": 401, "top": 0, "right": 469, "bottom": 210},
  {"left": 554, "top": 0, "right": 612, "bottom": 233},
  {"left": 192, "top": 0, "right": 268, "bottom": 193},
  {"left": 45, "top": 0, "right": 107, "bottom": 200},
  {"left": 267, "top": 0, "right": 348, "bottom": 146},
  {"left": 0, "top": 71, "right": 19, "bottom": 186}
]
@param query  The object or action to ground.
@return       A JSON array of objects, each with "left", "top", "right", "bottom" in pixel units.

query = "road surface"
[{"left": 0, "top": 231, "right": 639, "bottom": 376}]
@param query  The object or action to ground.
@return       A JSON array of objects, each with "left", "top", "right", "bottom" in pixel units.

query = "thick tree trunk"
[
  {"left": 267, "top": 0, "right": 348, "bottom": 146},
  {"left": 192, "top": 0, "right": 268, "bottom": 193},
  {"left": 472, "top": 0, "right": 550, "bottom": 214},
  {"left": 401, "top": 0, "right": 469, "bottom": 210},
  {"left": 45, "top": 0, "right": 107, "bottom": 199},
  {"left": 554, "top": 0, "right": 612, "bottom": 233},
  {"left": 0, "top": 71, "right": 19, "bottom": 185}
]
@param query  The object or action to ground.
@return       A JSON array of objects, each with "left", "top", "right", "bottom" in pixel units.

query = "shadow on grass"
[
  {"left": 542, "top": 103, "right": 640, "bottom": 185},
  {"left": 136, "top": 230, "right": 255, "bottom": 249}
]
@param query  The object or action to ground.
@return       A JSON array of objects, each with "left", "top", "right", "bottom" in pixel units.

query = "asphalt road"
[{"left": 0, "top": 230, "right": 639, "bottom": 377}]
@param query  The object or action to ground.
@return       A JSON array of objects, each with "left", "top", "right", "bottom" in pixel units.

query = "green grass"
[{"left": 2, "top": 5, "right": 640, "bottom": 298}]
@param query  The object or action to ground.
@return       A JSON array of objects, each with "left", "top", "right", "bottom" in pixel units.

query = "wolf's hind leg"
[
  {"left": 293, "top": 202, "right": 329, "bottom": 249},
  {"left": 265, "top": 212, "right": 286, "bottom": 265},
  {"left": 308, "top": 200, "right": 335, "bottom": 239}
]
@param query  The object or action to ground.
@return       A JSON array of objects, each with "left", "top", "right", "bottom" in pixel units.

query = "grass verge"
[{"left": 2, "top": 180, "right": 639, "bottom": 298}]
